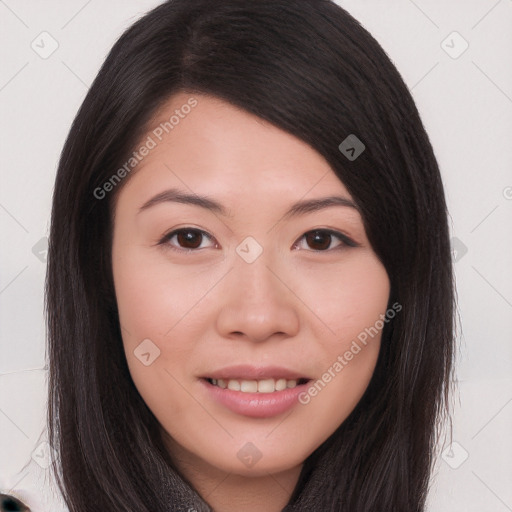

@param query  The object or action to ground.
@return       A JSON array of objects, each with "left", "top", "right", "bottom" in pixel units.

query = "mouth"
[
  {"left": 199, "top": 367, "right": 313, "bottom": 418},
  {"left": 203, "top": 377, "right": 310, "bottom": 393},
  {"left": 199, "top": 365, "right": 313, "bottom": 417}
]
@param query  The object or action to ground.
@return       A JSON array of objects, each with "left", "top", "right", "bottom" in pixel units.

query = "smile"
[{"left": 201, "top": 368, "right": 312, "bottom": 418}]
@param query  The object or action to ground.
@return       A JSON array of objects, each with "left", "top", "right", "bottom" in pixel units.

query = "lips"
[
  {"left": 201, "top": 364, "right": 312, "bottom": 381},
  {"left": 199, "top": 365, "right": 312, "bottom": 418}
]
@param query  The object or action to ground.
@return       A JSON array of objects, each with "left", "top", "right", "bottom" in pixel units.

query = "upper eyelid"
[
  {"left": 161, "top": 228, "right": 214, "bottom": 239},
  {"left": 295, "top": 229, "right": 359, "bottom": 249}
]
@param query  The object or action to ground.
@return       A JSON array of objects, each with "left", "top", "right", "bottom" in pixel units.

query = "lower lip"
[{"left": 201, "top": 379, "right": 309, "bottom": 418}]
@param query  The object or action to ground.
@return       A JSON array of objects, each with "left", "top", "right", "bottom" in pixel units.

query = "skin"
[{"left": 111, "top": 92, "right": 390, "bottom": 511}]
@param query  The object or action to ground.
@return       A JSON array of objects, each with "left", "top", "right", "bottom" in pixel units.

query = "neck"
[{"left": 163, "top": 434, "right": 302, "bottom": 512}]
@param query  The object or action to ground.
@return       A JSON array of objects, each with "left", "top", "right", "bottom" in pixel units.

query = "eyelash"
[{"left": 158, "top": 228, "right": 359, "bottom": 253}]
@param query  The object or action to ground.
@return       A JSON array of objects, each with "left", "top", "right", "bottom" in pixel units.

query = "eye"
[
  {"left": 157, "top": 227, "right": 358, "bottom": 253},
  {"left": 158, "top": 227, "right": 217, "bottom": 252},
  {"left": 294, "top": 229, "right": 358, "bottom": 252}
]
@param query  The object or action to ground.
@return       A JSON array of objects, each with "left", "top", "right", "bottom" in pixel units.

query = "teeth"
[
  {"left": 276, "top": 378, "right": 287, "bottom": 391},
  {"left": 258, "top": 379, "right": 275, "bottom": 393},
  {"left": 210, "top": 377, "right": 304, "bottom": 393},
  {"left": 240, "top": 380, "right": 258, "bottom": 392},
  {"left": 227, "top": 380, "right": 241, "bottom": 391}
]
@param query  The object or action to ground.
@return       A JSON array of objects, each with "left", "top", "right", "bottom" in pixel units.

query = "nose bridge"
[
  {"left": 215, "top": 241, "right": 300, "bottom": 342},
  {"left": 231, "top": 233, "right": 281, "bottom": 295}
]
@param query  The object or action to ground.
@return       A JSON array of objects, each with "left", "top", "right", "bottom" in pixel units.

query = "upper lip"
[{"left": 202, "top": 365, "right": 312, "bottom": 381}]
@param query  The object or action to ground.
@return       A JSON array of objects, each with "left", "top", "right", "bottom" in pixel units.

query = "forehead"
[{"left": 116, "top": 92, "right": 353, "bottom": 209}]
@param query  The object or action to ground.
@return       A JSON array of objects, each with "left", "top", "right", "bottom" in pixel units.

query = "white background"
[{"left": 0, "top": 1, "right": 511, "bottom": 510}]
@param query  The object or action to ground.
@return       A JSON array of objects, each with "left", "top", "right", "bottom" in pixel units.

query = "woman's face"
[{"left": 112, "top": 92, "right": 390, "bottom": 478}]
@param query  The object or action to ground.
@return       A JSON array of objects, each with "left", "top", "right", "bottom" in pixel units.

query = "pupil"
[
  {"left": 307, "top": 230, "right": 330, "bottom": 250},
  {"left": 178, "top": 230, "right": 201, "bottom": 249}
]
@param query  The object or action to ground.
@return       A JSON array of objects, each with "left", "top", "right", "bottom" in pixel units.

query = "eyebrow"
[{"left": 138, "top": 187, "right": 359, "bottom": 219}]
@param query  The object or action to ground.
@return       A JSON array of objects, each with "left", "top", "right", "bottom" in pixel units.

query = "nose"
[{"left": 215, "top": 252, "right": 300, "bottom": 343}]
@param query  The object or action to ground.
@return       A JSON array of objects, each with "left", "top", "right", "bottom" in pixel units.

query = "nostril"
[{"left": 0, "top": 494, "right": 30, "bottom": 512}]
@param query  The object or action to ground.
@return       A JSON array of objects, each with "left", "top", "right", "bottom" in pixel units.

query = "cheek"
[
  {"left": 297, "top": 339, "right": 381, "bottom": 452},
  {"left": 112, "top": 243, "right": 223, "bottom": 338},
  {"left": 290, "top": 251, "right": 389, "bottom": 435},
  {"left": 111, "top": 243, "right": 224, "bottom": 422},
  {"left": 293, "top": 249, "right": 390, "bottom": 341},
  {"left": 112, "top": 245, "right": 179, "bottom": 335}
]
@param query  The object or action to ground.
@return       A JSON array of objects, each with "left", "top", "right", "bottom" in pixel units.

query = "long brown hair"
[{"left": 46, "top": 1, "right": 455, "bottom": 510}]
